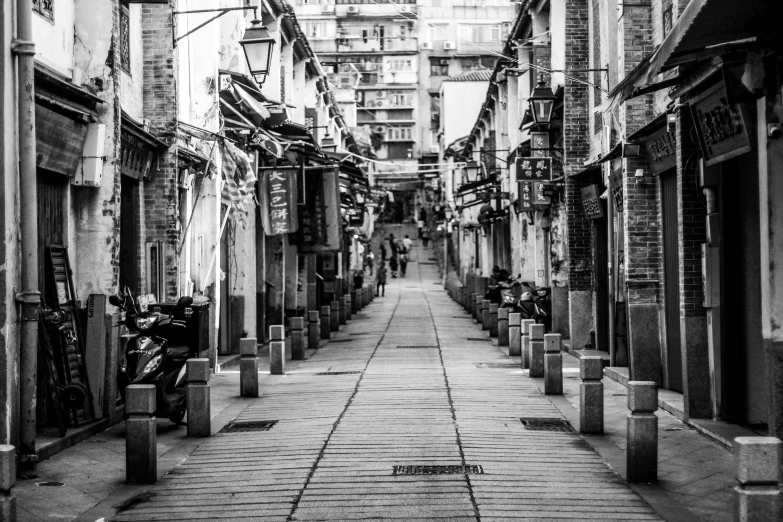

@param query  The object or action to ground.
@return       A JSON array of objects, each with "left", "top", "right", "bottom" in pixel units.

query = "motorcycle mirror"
[
  {"left": 174, "top": 296, "right": 194, "bottom": 310},
  {"left": 108, "top": 295, "right": 125, "bottom": 308}
]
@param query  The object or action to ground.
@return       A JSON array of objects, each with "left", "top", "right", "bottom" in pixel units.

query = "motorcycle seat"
[{"left": 167, "top": 343, "right": 190, "bottom": 361}]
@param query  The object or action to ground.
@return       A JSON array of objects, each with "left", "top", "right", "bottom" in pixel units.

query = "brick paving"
[{"left": 112, "top": 240, "right": 663, "bottom": 522}]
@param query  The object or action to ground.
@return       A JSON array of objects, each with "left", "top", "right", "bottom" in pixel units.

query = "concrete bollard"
[
  {"left": 521, "top": 319, "right": 535, "bottom": 370},
  {"left": 350, "top": 291, "right": 358, "bottom": 314},
  {"left": 330, "top": 300, "right": 340, "bottom": 332},
  {"left": 734, "top": 437, "right": 782, "bottom": 522},
  {"left": 320, "top": 305, "right": 331, "bottom": 339},
  {"left": 308, "top": 311, "right": 320, "bottom": 349},
  {"left": 339, "top": 297, "right": 347, "bottom": 325},
  {"left": 345, "top": 294, "right": 352, "bottom": 321},
  {"left": 497, "top": 308, "right": 509, "bottom": 346},
  {"left": 239, "top": 338, "right": 259, "bottom": 398},
  {"left": 473, "top": 294, "right": 480, "bottom": 320},
  {"left": 579, "top": 357, "right": 604, "bottom": 434},
  {"left": 481, "top": 300, "right": 491, "bottom": 331},
  {"left": 291, "top": 318, "right": 305, "bottom": 360},
  {"left": 0, "top": 445, "right": 16, "bottom": 522},
  {"left": 186, "top": 358, "right": 211, "bottom": 437},
  {"left": 125, "top": 384, "right": 157, "bottom": 484},
  {"left": 489, "top": 304, "right": 499, "bottom": 337},
  {"left": 508, "top": 313, "right": 521, "bottom": 355},
  {"left": 543, "top": 333, "right": 563, "bottom": 395},
  {"left": 269, "top": 325, "right": 285, "bottom": 375},
  {"left": 529, "top": 324, "right": 545, "bottom": 377},
  {"left": 627, "top": 381, "right": 658, "bottom": 483}
]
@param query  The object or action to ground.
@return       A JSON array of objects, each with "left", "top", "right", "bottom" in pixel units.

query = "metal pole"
[{"left": 13, "top": 0, "right": 40, "bottom": 473}]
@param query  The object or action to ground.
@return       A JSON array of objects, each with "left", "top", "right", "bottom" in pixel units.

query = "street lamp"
[
  {"left": 528, "top": 82, "right": 557, "bottom": 127},
  {"left": 462, "top": 161, "right": 482, "bottom": 184},
  {"left": 240, "top": 19, "right": 276, "bottom": 85}
]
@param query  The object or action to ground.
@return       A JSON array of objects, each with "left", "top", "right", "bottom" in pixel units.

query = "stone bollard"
[
  {"left": 125, "top": 384, "right": 157, "bottom": 484},
  {"left": 291, "top": 318, "right": 305, "bottom": 360},
  {"left": 497, "top": 308, "right": 509, "bottom": 346},
  {"left": 529, "top": 324, "right": 545, "bottom": 377},
  {"left": 308, "top": 311, "right": 320, "bottom": 349},
  {"left": 472, "top": 294, "right": 480, "bottom": 320},
  {"left": 0, "top": 445, "right": 16, "bottom": 522},
  {"left": 350, "top": 291, "right": 358, "bottom": 314},
  {"left": 320, "top": 306, "right": 331, "bottom": 339},
  {"left": 543, "top": 333, "right": 563, "bottom": 395},
  {"left": 345, "top": 294, "right": 352, "bottom": 321},
  {"left": 330, "top": 300, "right": 340, "bottom": 332},
  {"left": 508, "top": 313, "right": 521, "bottom": 355},
  {"left": 489, "top": 304, "right": 499, "bottom": 337},
  {"left": 734, "top": 437, "right": 782, "bottom": 522},
  {"left": 187, "top": 358, "right": 211, "bottom": 437},
  {"left": 339, "top": 297, "right": 347, "bottom": 325},
  {"left": 239, "top": 338, "right": 259, "bottom": 398},
  {"left": 521, "top": 319, "right": 535, "bottom": 370},
  {"left": 269, "top": 325, "right": 285, "bottom": 375},
  {"left": 579, "top": 357, "right": 604, "bottom": 434},
  {"left": 627, "top": 381, "right": 658, "bottom": 483},
  {"left": 481, "top": 300, "right": 491, "bottom": 331}
]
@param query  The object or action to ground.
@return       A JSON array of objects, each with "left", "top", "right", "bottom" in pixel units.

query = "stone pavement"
[{"left": 15, "top": 229, "right": 735, "bottom": 521}]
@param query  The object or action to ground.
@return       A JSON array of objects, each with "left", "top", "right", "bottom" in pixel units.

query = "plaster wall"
[
  {"left": 32, "top": 0, "right": 75, "bottom": 75},
  {"left": 119, "top": 4, "right": 143, "bottom": 121}
]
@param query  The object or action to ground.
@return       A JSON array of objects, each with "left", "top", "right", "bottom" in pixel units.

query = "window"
[
  {"left": 305, "top": 21, "right": 328, "bottom": 38},
  {"left": 387, "top": 126, "right": 414, "bottom": 141},
  {"left": 460, "top": 57, "right": 493, "bottom": 71},
  {"left": 388, "top": 59, "right": 413, "bottom": 71},
  {"left": 430, "top": 58, "right": 449, "bottom": 77},
  {"left": 457, "top": 24, "right": 501, "bottom": 43},
  {"left": 662, "top": 0, "right": 673, "bottom": 37},
  {"left": 120, "top": 3, "right": 131, "bottom": 74},
  {"left": 390, "top": 91, "right": 413, "bottom": 106},
  {"left": 429, "top": 24, "right": 448, "bottom": 42},
  {"left": 33, "top": 0, "right": 54, "bottom": 22}
]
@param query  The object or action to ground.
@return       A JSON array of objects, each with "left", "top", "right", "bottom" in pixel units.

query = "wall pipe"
[{"left": 13, "top": 0, "right": 41, "bottom": 471}]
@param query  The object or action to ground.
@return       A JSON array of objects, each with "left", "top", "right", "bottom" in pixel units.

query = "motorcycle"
[
  {"left": 517, "top": 282, "right": 552, "bottom": 332},
  {"left": 110, "top": 290, "right": 194, "bottom": 425}
]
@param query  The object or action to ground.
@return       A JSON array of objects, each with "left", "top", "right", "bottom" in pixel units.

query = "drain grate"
[
  {"left": 393, "top": 465, "right": 484, "bottom": 475},
  {"left": 520, "top": 418, "right": 576, "bottom": 433},
  {"left": 219, "top": 420, "right": 278, "bottom": 433},
  {"left": 466, "top": 337, "right": 492, "bottom": 342},
  {"left": 396, "top": 345, "right": 439, "bottom": 349},
  {"left": 476, "top": 363, "right": 519, "bottom": 369},
  {"left": 316, "top": 371, "right": 362, "bottom": 376}
]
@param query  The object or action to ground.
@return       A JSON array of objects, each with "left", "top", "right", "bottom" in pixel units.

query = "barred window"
[
  {"left": 33, "top": 0, "right": 54, "bottom": 22},
  {"left": 120, "top": 3, "right": 131, "bottom": 74}
]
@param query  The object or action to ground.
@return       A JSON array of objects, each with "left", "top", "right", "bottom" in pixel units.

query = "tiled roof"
[{"left": 444, "top": 69, "right": 493, "bottom": 82}]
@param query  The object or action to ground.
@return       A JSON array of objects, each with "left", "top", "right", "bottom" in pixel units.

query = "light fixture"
[
  {"left": 320, "top": 133, "right": 338, "bottom": 153},
  {"left": 622, "top": 143, "right": 641, "bottom": 157},
  {"left": 240, "top": 19, "right": 276, "bottom": 85},
  {"left": 462, "top": 161, "right": 482, "bottom": 184},
  {"left": 445, "top": 207, "right": 453, "bottom": 220},
  {"left": 528, "top": 82, "right": 557, "bottom": 127}
]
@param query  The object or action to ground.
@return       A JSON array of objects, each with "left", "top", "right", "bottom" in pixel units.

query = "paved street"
[{"left": 111, "top": 241, "right": 662, "bottom": 521}]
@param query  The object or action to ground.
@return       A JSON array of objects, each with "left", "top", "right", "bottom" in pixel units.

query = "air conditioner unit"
[
  {"left": 420, "top": 41, "right": 433, "bottom": 50},
  {"left": 443, "top": 41, "right": 456, "bottom": 50},
  {"left": 321, "top": 5, "right": 334, "bottom": 13},
  {"left": 376, "top": 90, "right": 386, "bottom": 99},
  {"left": 374, "top": 125, "right": 386, "bottom": 134},
  {"left": 347, "top": 5, "right": 360, "bottom": 14}
]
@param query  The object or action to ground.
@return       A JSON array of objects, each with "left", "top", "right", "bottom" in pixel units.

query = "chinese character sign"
[
  {"left": 517, "top": 181, "right": 534, "bottom": 212},
  {"left": 515, "top": 157, "right": 552, "bottom": 181},
  {"left": 262, "top": 169, "right": 298, "bottom": 236}
]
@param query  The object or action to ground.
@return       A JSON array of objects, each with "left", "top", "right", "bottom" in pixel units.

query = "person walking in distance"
[
  {"left": 389, "top": 234, "right": 398, "bottom": 258},
  {"left": 417, "top": 219, "right": 424, "bottom": 239},
  {"left": 389, "top": 254, "right": 398, "bottom": 278},
  {"left": 376, "top": 263, "right": 387, "bottom": 297},
  {"left": 399, "top": 247, "right": 408, "bottom": 278},
  {"left": 402, "top": 234, "right": 413, "bottom": 251},
  {"left": 365, "top": 249, "right": 375, "bottom": 275},
  {"left": 379, "top": 241, "right": 387, "bottom": 262},
  {"left": 422, "top": 228, "right": 430, "bottom": 248}
]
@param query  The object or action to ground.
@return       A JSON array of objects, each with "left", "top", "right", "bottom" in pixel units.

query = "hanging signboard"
[
  {"left": 299, "top": 168, "right": 342, "bottom": 254},
  {"left": 261, "top": 168, "right": 298, "bottom": 235},
  {"left": 533, "top": 182, "right": 551, "bottom": 206},
  {"left": 516, "top": 181, "right": 534, "bottom": 212},
  {"left": 581, "top": 184, "right": 604, "bottom": 219},
  {"left": 610, "top": 162, "right": 624, "bottom": 211},
  {"left": 689, "top": 81, "right": 751, "bottom": 166},
  {"left": 515, "top": 157, "right": 552, "bottom": 181},
  {"left": 642, "top": 126, "right": 676, "bottom": 175}
]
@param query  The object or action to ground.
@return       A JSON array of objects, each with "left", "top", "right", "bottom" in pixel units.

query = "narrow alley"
[{"left": 109, "top": 238, "right": 661, "bottom": 522}]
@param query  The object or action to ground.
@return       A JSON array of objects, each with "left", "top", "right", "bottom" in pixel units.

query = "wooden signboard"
[
  {"left": 581, "top": 184, "right": 604, "bottom": 219},
  {"left": 689, "top": 81, "right": 751, "bottom": 166}
]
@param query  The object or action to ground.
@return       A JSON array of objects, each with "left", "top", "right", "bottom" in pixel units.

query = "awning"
[
  {"left": 232, "top": 84, "right": 271, "bottom": 120},
  {"left": 569, "top": 164, "right": 601, "bottom": 179},
  {"left": 626, "top": 113, "right": 667, "bottom": 143}
]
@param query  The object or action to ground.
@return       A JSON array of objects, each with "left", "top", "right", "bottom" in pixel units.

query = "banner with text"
[{"left": 261, "top": 168, "right": 298, "bottom": 236}]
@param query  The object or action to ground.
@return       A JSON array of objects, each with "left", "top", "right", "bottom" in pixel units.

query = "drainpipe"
[{"left": 12, "top": 0, "right": 40, "bottom": 471}]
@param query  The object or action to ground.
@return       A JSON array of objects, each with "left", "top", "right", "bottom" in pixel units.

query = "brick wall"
[
  {"left": 564, "top": 0, "right": 593, "bottom": 292},
  {"left": 142, "top": 2, "right": 179, "bottom": 300},
  {"left": 676, "top": 108, "right": 706, "bottom": 316}
]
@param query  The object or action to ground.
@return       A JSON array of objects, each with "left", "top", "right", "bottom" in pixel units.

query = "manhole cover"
[
  {"left": 466, "top": 337, "right": 491, "bottom": 342},
  {"left": 476, "top": 363, "right": 518, "bottom": 369},
  {"left": 316, "top": 371, "right": 362, "bottom": 376},
  {"left": 396, "top": 345, "right": 439, "bottom": 349},
  {"left": 520, "top": 418, "right": 576, "bottom": 433},
  {"left": 328, "top": 339, "right": 354, "bottom": 344},
  {"left": 36, "top": 482, "right": 64, "bottom": 487},
  {"left": 393, "top": 465, "right": 484, "bottom": 475},
  {"left": 219, "top": 420, "right": 278, "bottom": 433}
]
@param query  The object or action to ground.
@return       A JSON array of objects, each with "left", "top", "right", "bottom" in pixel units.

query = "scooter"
[
  {"left": 110, "top": 290, "right": 194, "bottom": 425},
  {"left": 517, "top": 282, "right": 552, "bottom": 332}
]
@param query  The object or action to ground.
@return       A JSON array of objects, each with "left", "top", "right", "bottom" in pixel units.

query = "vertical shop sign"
[
  {"left": 516, "top": 181, "right": 534, "bottom": 212},
  {"left": 262, "top": 168, "right": 298, "bottom": 235}
]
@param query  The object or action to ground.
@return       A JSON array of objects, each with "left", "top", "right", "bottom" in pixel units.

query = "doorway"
[
  {"left": 119, "top": 176, "right": 140, "bottom": 294},
  {"left": 593, "top": 214, "right": 609, "bottom": 351},
  {"left": 660, "top": 169, "right": 683, "bottom": 392}
]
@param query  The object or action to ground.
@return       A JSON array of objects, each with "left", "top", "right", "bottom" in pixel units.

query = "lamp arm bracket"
[{"left": 174, "top": 7, "right": 258, "bottom": 44}]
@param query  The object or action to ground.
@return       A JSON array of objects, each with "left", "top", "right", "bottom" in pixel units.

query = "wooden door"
[{"left": 661, "top": 170, "right": 683, "bottom": 392}]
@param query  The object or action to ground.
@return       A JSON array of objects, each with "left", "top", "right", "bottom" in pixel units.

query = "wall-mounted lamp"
[
  {"left": 240, "top": 19, "right": 276, "bottom": 85},
  {"left": 528, "top": 82, "right": 557, "bottom": 128},
  {"left": 622, "top": 143, "right": 642, "bottom": 157}
]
